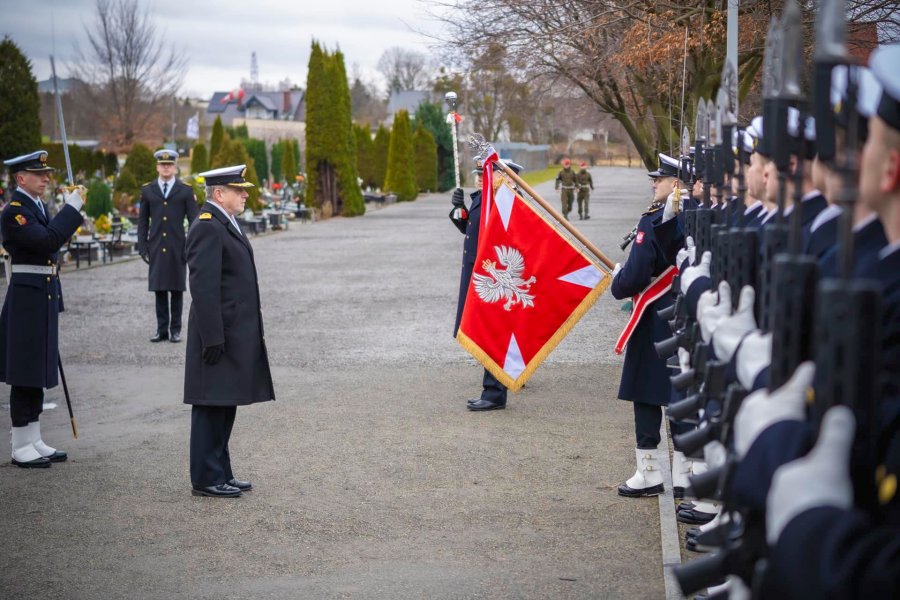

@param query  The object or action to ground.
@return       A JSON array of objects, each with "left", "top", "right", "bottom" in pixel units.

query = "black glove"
[
  {"left": 202, "top": 344, "right": 225, "bottom": 365},
  {"left": 140, "top": 252, "right": 150, "bottom": 265},
  {"left": 451, "top": 187, "right": 465, "bottom": 208}
]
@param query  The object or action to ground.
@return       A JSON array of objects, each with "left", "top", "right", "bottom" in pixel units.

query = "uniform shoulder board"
[
  {"left": 199, "top": 213, "right": 213, "bottom": 220},
  {"left": 642, "top": 205, "right": 663, "bottom": 216},
  {"left": 9, "top": 201, "right": 22, "bottom": 207},
  {"left": 142, "top": 181, "right": 153, "bottom": 187}
]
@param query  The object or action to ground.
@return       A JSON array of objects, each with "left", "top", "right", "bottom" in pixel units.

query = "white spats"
[
  {"left": 558, "top": 264, "right": 605, "bottom": 289},
  {"left": 11, "top": 425, "right": 41, "bottom": 463},
  {"left": 503, "top": 334, "right": 526, "bottom": 379},
  {"left": 30, "top": 421, "right": 58, "bottom": 458}
]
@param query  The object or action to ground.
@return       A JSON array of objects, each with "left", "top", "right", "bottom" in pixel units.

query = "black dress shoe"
[
  {"left": 677, "top": 507, "right": 718, "bottom": 525},
  {"left": 584, "top": 216, "right": 590, "bottom": 220},
  {"left": 227, "top": 478, "right": 252, "bottom": 491},
  {"left": 43, "top": 450, "right": 67, "bottom": 462},
  {"left": 617, "top": 482, "right": 664, "bottom": 497},
  {"left": 191, "top": 483, "right": 242, "bottom": 498},
  {"left": 467, "top": 398, "right": 506, "bottom": 411},
  {"left": 170, "top": 332, "right": 182, "bottom": 343},
  {"left": 12, "top": 456, "right": 51, "bottom": 468},
  {"left": 150, "top": 332, "right": 169, "bottom": 343},
  {"left": 674, "top": 486, "right": 686, "bottom": 499}
]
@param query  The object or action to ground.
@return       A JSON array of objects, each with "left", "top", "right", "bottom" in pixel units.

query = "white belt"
[{"left": 11, "top": 264, "right": 58, "bottom": 276}]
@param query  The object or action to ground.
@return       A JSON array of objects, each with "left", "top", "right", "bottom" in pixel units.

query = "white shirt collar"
[
  {"left": 801, "top": 189, "right": 823, "bottom": 203},
  {"left": 158, "top": 177, "right": 175, "bottom": 195},
  {"left": 852, "top": 212, "right": 879, "bottom": 233},
  {"left": 206, "top": 200, "right": 242, "bottom": 234},
  {"left": 879, "top": 241, "right": 900, "bottom": 260},
  {"left": 810, "top": 204, "right": 842, "bottom": 233},
  {"left": 760, "top": 208, "right": 777, "bottom": 224},
  {"left": 743, "top": 200, "right": 762, "bottom": 214},
  {"left": 17, "top": 189, "right": 41, "bottom": 204}
]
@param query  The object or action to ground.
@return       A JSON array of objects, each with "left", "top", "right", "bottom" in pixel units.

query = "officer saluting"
[
  {"left": 0, "top": 151, "right": 84, "bottom": 468},
  {"left": 185, "top": 165, "right": 274, "bottom": 497},
  {"left": 137, "top": 149, "right": 200, "bottom": 343}
]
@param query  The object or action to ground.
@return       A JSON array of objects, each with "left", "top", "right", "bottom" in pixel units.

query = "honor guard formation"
[
  {"left": 590, "top": 1, "right": 898, "bottom": 595},
  {"left": 3, "top": 0, "right": 900, "bottom": 595}
]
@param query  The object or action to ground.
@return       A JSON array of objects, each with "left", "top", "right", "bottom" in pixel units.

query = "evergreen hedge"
[
  {"left": 413, "top": 126, "right": 438, "bottom": 193},
  {"left": 415, "top": 102, "right": 456, "bottom": 191},
  {"left": 209, "top": 116, "right": 225, "bottom": 163},
  {"left": 354, "top": 124, "right": 376, "bottom": 189},
  {"left": 372, "top": 125, "right": 390, "bottom": 189},
  {"left": 85, "top": 179, "right": 112, "bottom": 218},
  {"left": 190, "top": 143, "right": 208, "bottom": 174},
  {"left": 123, "top": 143, "right": 158, "bottom": 185},
  {"left": 210, "top": 139, "right": 261, "bottom": 212},
  {"left": 0, "top": 37, "right": 41, "bottom": 163}
]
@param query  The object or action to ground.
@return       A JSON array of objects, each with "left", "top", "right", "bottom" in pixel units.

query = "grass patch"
[{"left": 520, "top": 167, "right": 559, "bottom": 186}]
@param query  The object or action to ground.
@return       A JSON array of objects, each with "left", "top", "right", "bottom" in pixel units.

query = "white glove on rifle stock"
[
  {"left": 767, "top": 405, "right": 855, "bottom": 544},
  {"left": 677, "top": 236, "right": 696, "bottom": 270},
  {"left": 680, "top": 250, "right": 711, "bottom": 295},
  {"left": 698, "top": 280, "right": 733, "bottom": 344},
  {"left": 734, "top": 362, "right": 814, "bottom": 459},
  {"left": 712, "top": 285, "right": 758, "bottom": 362}
]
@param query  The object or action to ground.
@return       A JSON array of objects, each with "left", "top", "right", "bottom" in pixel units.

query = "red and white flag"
[{"left": 456, "top": 156, "right": 611, "bottom": 391}]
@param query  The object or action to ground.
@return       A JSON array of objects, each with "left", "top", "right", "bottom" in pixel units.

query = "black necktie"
[{"left": 163, "top": 182, "right": 168, "bottom": 197}]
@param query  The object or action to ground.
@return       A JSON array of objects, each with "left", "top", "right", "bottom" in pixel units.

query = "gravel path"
[{"left": 0, "top": 167, "right": 664, "bottom": 600}]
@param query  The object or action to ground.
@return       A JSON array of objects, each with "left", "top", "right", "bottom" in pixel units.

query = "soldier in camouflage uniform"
[
  {"left": 576, "top": 161, "right": 594, "bottom": 220},
  {"left": 554, "top": 158, "right": 576, "bottom": 220}
]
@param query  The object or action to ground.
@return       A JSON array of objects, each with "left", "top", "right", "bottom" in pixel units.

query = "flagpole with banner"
[{"left": 456, "top": 135, "right": 615, "bottom": 391}]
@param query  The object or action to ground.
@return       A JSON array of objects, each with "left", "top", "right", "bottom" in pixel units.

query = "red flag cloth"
[{"left": 456, "top": 164, "right": 610, "bottom": 391}]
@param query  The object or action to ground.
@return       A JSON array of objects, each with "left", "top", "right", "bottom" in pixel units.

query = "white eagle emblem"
[{"left": 473, "top": 245, "right": 537, "bottom": 311}]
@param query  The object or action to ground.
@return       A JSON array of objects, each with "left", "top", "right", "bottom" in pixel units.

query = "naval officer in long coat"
[
  {"left": 0, "top": 151, "right": 84, "bottom": 467},
  {"left": 137, "top": 149, "right": 199, "bottom": 343},
  {"left": 185, "top": 165, "right": 274, "bottom": 498}
]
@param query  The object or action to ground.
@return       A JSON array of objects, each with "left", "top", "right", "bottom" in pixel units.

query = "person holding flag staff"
[
  {"left": 137, "top": 149, "right": 200, "bottom": 344},
  {"left": 450, "top": 159, "right": 513, "bottom": 412},
  {"left": 0, "top": 151, "right": 85, "bottom": 468}
]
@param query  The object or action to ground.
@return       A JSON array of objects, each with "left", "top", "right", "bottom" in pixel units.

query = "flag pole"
[{"left": 492, "top": 160, "right": 615, "bottom": 270}]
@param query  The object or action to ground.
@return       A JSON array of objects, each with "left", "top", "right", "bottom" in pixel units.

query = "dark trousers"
[
  {"left": 481, "top": 368, "right": 507, "bottom": 404},
  {"left": 155, "top": 291, "right": 183, "bottom": 335},
  {"left": 633, "top": 402, "right": 691, "bottom": 449},
  {"left": 10, "top": 386, "right": 43, "bottom": 427},
  {"left": 190, "top": 405, "right": 236, "bottom": 488}
]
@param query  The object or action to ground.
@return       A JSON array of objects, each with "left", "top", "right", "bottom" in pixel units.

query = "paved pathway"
[{"left": 0, "top": 167, "right": 668, "bottom": 599}]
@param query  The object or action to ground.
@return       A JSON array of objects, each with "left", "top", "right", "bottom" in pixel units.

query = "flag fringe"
[{"left": 456, "top": 273, "right": 611, "bottom": 393}]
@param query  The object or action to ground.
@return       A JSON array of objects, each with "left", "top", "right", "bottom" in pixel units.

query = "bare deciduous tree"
[
  {"left": 72, "top": 0, "right": 187, "bottom": 151},
  {"left": 377, "top": 47, "right": 430, "bottom": 93}
]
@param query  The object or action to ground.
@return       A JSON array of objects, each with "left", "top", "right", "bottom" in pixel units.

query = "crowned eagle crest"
[{"left": 473, "top": 245, "right": 537, "bottom": 311}]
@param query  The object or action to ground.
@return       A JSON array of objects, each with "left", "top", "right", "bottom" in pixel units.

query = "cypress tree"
[
  {"left": 354, "top": 124, "right": 375, "bottom": 189},
  {"left": 114, "top": 168, "right": 139, "bottom": 199},
  {"left": 415, "top": 102, "right": 456, "bottom": 191},
  {"left": 281, "top": 140, "right": 297, "bottom": 183},
  {"left": 384, "top": 110, "right": 417, "bottom": 201},
  {"left": 124, "top": 143, "right": 158, "bottom": 184},
  {"left": 0, "top": 37, "right": 41, "bottom": 163},
  {"left": 209, "top": 116, "right": 225, "bottom": 163},
  {"left": 242, "top": 138, "right": 268, "bottom": 183},
  {"left": 190, "top": 143, "right": 209, "bottom": 174},
  {"left": 270, "top": 140, "right": 283, "bottom": 182},
  {"left": 211, "top": 139, "right": 261, "bottom": 211},
  {"left": 331, "top": 50, "right": 364, "bottom": 216},
  {"left": 413, "top": 126, "right": 438, "bottom": 193},
  {"left": 372, "top": 124, "right": 390, "bottom": 189},
  {"left": 305, "top": 41, "right": 364, "bottom": 217}
]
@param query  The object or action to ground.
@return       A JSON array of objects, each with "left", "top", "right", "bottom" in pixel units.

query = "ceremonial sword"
[{"left": 50, "top": 54, "right": 79, "bottom": 439}]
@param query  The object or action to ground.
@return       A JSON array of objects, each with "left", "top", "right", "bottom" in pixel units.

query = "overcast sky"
[{"left": 1, "top": 0, "right": 444, "bottom": 98}]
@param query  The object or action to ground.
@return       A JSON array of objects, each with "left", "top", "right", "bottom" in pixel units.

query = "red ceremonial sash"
[{"left": 614, "top": 266, "right": 678, "bottom": 355}]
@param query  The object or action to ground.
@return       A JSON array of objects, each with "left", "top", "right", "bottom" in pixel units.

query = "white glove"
[
  {"left": 611, "top": 262, "right": 622, "bottom": 279},
  {"left": 678, "top": 347, "right": 691, "bottom": 373},
  {"left": 734, "top": 362, "right": 814, "bottom": 459},
  {"left": 64, "top": 187, "right": 85, "bottom": 211},
  {"left": 698, "top": 280, "right": 733, "bottom": 344},
  {"left": 712, "top": 285, "right": 757, "bottom": 362},
  {"left": 676, "top": 236, "right": 696, "bottom": 269},
  {"left": 767, "top": 405, "right": 855, "bottom": 544},
  {"left": 704, "top": 440, "right": 728, "bottom": 469},
  {"left": 663, "top": 191, "right": 677, "bottom": 222},
  {"left": 736, "top": 330, "right": 772, "bottom": 390},
  {"left": 680, "top": 250, "right": 711, "bottom": 294}
]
